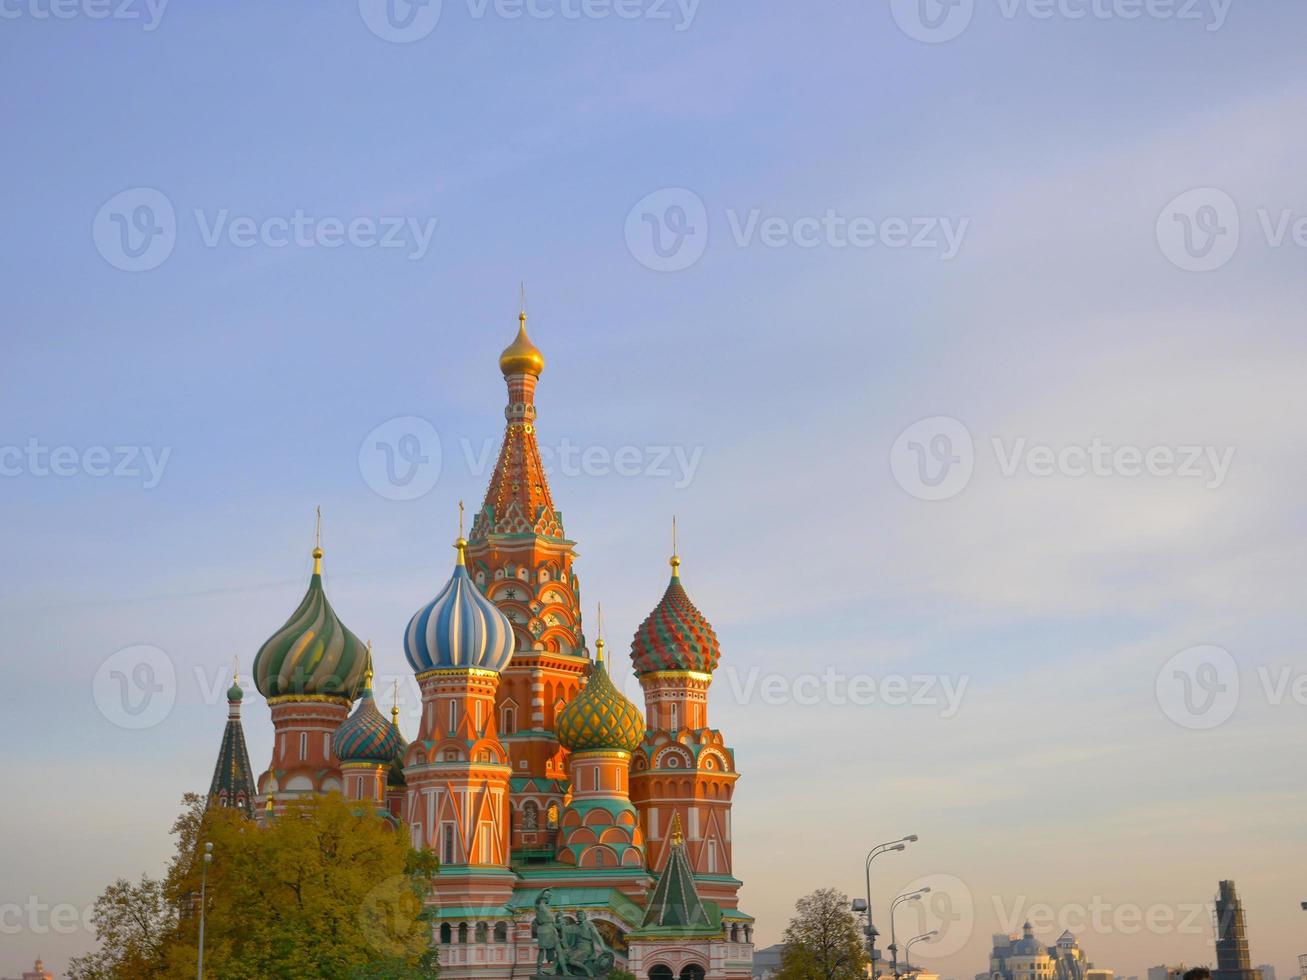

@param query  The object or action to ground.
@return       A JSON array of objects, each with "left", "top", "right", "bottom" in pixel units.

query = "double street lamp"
[
  {"left": 904, "top": 930, "right": 939, "bottom": 972},
  {"left": 889, "top": 887, "right": 931, "bottom": 980},
  {"left": 857, "top": 836, "right": 919, "bottom": 979}
]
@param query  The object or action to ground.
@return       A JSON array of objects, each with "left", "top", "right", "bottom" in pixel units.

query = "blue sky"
[{"left": 4, "top": 2, "right": 1307, "bottom": 977}]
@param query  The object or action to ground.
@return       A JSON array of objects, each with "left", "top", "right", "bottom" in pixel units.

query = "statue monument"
[{"left": 532, "top": 889, "right": 616, "bottom": 978}]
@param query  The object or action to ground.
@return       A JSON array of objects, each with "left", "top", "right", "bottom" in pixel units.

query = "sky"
[{"left": 3, "top": 1, "right": 1307, "bottom": 977}]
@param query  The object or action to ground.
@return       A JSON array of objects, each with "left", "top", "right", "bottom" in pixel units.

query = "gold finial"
[
  {"left": 454, "top": 500, "right": 468, "bottom": 566},
  {"left": 595, "top": 602, "right": 605, "bottom": 662},
  {"left": 670, "top": 811, "right": 684, "bottom": 846},
  {"left": 232, "top": 655, "right": 239, "bottom": 686},
  {"left": 265, "top": 796, "right": 273, "bottom": 812},
  {"left": 669, "top": 515, "right": 681, "bottom": 577},
  {"left": 312, "top": 506, "right": 324, "bottom": 575},
  {"left": 365, "top": 640, "right": 374, "bottom": 689},
  {"left": 391, "top": 679, "right": 400, "bottom": 726}
]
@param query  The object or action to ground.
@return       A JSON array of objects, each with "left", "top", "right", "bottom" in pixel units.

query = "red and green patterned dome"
[
  {"left": 556, "top": 643, "right": 645, "bottom": 753},
  {"left": 630, "top": 556, "right": 721, "bottom": 675}
]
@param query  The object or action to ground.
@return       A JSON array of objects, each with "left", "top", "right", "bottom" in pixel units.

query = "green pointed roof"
[
  {"left": 641, "top": 817, "right": 711, "bottom": 932},
  {"left": 207, "top": 688, "right": 255, "bottom": 817}
]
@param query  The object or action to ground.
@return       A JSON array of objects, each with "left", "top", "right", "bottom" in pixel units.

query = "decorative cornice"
[{"left": 267, "top": 694, "right": 352, "bottom": 707}]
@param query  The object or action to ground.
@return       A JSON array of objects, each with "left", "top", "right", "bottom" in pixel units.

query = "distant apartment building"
[
  {"left": 1256, "top": 966, "right": 1276, "bottom": 980},
  {"left": 1212, "top": 881, "right": 1263, "bottom": 980},
  {"left": 1149, "top": 965, "right": 1189, "bottom": 980}
]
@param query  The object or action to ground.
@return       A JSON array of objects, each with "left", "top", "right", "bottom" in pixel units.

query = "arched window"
[
  {"left": 476, "top": 922, "right": 489, "bottom": 944},
  {"left": 523, "top": 801, "right": 539, "bottom": 830},
  {"left": 650, "top": 966, "right": 674, "bottom": 980},
  {"left": 730, "top": 924, "right": 739, "bottom": 942},
  {"left": 679, "top": 965, "right": 706, "bottom": 980},
  {"left": 457, "top": 922, "right": 469, "bottom": 944},
  {"left": 440, "top": 923, "right": 452, "bottom": 944},
  {"left": 503, "top": 707, "right": 516, "bottom": 735},
  {"left": 494, "top": 922, "right": 509, "bottom": 943}
]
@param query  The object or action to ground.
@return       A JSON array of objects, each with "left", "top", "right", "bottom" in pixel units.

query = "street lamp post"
[
  {"left": 197, "top": 842, "right": 213, "bottom": 980},
  {"left": 889, "top": 888, "right": 931, "bottom": 980},
  {"left": 862, "top": 836, "right": 918, "bottom": 980},
  {"left": 904, "top": 930, "right": 939, "bottom": 972}
]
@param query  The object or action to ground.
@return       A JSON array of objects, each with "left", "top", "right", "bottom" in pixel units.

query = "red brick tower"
[
  {"left": 628, "top": 543, "right": 744, "bottom": 913},
  {"left": 465, "top": 313, "right": 589, "bottom": 849}
]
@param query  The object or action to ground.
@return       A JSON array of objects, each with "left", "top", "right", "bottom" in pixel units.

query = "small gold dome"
[{"left": 499, "top": 313, "right": 545, "bottom": 377}]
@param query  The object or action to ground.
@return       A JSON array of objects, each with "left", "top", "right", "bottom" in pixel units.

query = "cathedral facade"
[{"left": 208, "top": 314, "right": 754, "bottom": 980}]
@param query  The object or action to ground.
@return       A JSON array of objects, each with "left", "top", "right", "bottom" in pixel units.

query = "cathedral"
[{"left": 206, "top": 313, "right": 755, "bottom": 980}]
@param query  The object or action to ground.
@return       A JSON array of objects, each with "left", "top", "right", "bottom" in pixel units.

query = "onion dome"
[
  {"left": 499, "top": 312, "right": 545, "bottom": 377},
  {"left": 556, "top": 639, "right": 645, "bottom": 753},
  {"left": 630, "top": 551, "right": 722, "bottom": 675},
  {"left": 333, "top": 652, "right": 403, "bottom": 765},
  {"left": 405, "top": 534, "right": 515, "bottom": 675},
  {"left": 227, "top": 672, "right": 244, "bottom": 702},
  {"left": 253, "top": 541, "right": 369, "bottom": 701}
]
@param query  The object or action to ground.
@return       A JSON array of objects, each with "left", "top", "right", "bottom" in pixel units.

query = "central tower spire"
[{"left": 465, "top": 310, "right": 588, "bottom": 844}]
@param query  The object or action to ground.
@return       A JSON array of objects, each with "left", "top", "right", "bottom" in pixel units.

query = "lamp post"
[
  {"left": 889, "top": 887, "right": 931, "bottom": 980},
  {"left": 197, "top": 842, "right": 213, "bottom": 980},
  {"left": 904, "top": 930, "right": 938, "bottom": 972},
  {"left": 861, "top": 836, "right": 918, "bottom": 979}
]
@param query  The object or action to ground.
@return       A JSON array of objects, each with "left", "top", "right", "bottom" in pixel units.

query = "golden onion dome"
[
  {"left": 499, "top": 313, "right": 545, "bottom": 377},
  {"left": 555, "top": 639, "right": 644, "bottom": 754}
]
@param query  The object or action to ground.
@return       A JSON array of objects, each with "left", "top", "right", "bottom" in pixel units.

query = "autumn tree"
[
  {"left": 71, "top": 794, "right": 438, "bottom": 979},
  {"left": 776, "top": 888, "right": 869, "bottom": 980}
]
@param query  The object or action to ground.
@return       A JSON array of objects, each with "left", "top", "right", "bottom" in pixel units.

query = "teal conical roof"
[
  {"left": 642, "top": 815, "right": 711, "bottom": 931},
  {"left": 207, "top": 670, "right": 255, "bottom": 817}
]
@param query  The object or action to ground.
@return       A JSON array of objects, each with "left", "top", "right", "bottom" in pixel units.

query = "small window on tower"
[{"left": 299, "top": 732, "right": 307, "bottom": 760}]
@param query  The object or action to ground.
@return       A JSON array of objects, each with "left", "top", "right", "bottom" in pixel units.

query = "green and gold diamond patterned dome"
[{"left": 555, "top": 639, "right": 644, "bottom": 754}]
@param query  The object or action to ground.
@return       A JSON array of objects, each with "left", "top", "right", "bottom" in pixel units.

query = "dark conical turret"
[
  {"left": 641, "top": 814, "right": 712, "bottom": 931},
  {"left": 207, "top": 668, "right": 256, "bottom": 817}
]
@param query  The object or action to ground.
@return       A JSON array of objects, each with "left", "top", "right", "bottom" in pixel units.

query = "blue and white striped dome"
[{"left": 404, "top": 542, "right": 516, "bottom": 675}]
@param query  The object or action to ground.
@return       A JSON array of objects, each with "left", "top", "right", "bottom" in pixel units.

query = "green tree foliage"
[
  {"left": 70, "top": 794, "right": 438, "bottom": 979},
  {"left": 776, "top": 888, "right": 869, "bottom": 980}
]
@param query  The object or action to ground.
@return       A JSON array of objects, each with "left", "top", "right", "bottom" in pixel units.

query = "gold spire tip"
[
  {"left": 312, "top": 507, "right": 324, "bottom": 573},
  {"left": 670, "top": 515, "right": 680, "bottom": 576},
  {"left": 670, "top": 811, "right": 684, "bottom": 846}
]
